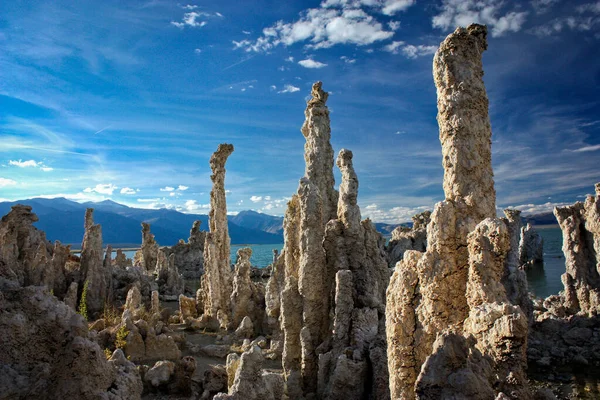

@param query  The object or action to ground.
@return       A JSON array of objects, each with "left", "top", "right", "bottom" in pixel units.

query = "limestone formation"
[
  {"left": 0, "top": 205, "right": 54, "bottom": 287},
  {"left": 214, "top": 346, "right": 284, "bottom": 400},
  {"left": 502, "top": 209, "right": 533, "bottom": 321},
  {"left": 164, "top": 220, "right": 206, "bottom": 279},
  {"left": 156, "top": 249, "right": 185, "bottom": 296},
  {"left": 519, "top": 223, "right": 544, "bottom": 266},
  {"left": 230, "top": 247, "right": 262, "bottom": 330},
  {"left": 114, "top": 249, "right": 132, "bottom": 268},
  {"left": 79, "top": 208, "right": 107, "bottom": 318},
  {"left": 386, "top": 24, "right": 530, "bottom": 399},
  {"left": 553, "top": 183, "right": 600, "bottom": 316},
  {"left": 279, "top": 83, "right": 390, "bottom": 399},
  {"left": 0, "top": 282, "right": 142, "bottom": 399},
  {"left": 301, "top": 81, "right": 339, "bottom": 225},
  {"left": 386, "top": 211, "right": 430, "bottom": 267},
  {"left": 135, "top": 222, "right": 159, "bottom": 273},
  {"left": 201, "top": 143, "right": 234, "bottom": 329}
]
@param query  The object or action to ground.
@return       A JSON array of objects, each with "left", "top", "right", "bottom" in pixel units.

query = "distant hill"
[
  {"left": 3, "top": 198, "right": 555, "bottom": 246},
  {"left": 0, "top": 198, "right": 282, "bottom": 246},
  {"left": 522, "top": 212, "right": 558, "bottom": 226}
]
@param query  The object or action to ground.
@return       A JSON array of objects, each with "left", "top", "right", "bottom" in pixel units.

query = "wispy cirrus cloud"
[
  {"left": 432, "top": 0, "right": 528, "bottom": 37},
  {"left": 8, "top": 159, "right": 53, "bottom": 171}
]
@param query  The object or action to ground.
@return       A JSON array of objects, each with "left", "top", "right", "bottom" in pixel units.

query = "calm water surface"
[{"left": 119, "top": 228, "right": 565, "bottom": 298}]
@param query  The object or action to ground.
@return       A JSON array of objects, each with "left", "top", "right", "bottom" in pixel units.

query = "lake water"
[
  {"left": 121, "top": 243, "right": 283, "bottom": 269},
  {"left": 119, "top": 227, "right": 566, "bottom": 299},
  {"left": 525, "top": 226, "right": 565, "bottom": 299}
]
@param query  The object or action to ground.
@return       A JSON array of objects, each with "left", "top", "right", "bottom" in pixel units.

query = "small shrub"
[
  {"left": 115, "top": 325, "right": 129, "bottom": 349},
  {"left": 104, "top": 348, "right": 112, "bottom": 360},
  {"left": 102, "top": 303, "right": 120, "bottom": 328},
  {"left": 77, "top": 280, "right": 89, "bottom": 320}
]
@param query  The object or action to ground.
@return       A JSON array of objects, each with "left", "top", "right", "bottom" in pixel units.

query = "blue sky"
[{"left": 0, "top": 0, "right": 598, "bottom": 223}]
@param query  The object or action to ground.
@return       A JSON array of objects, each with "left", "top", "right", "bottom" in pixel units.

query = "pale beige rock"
[
  {"left": 0, "top": 284, "right": 142, "bottom": 400},
  {"left": 230, "top": 247, "right": 261, "bottom": 329},
  {"left": 107, "top": 349, "right": 144, "bottom": 399},
  {"left": 234, "top": 315, "right": 254, "bottom": 339},
  {"left": 64, "top": 281, "right": 79, "bottom": 310},
  {"left": 553, "top": 186, "right": 600, "bottom": 316},
  {"left": 214, "top": 346, "right": 283, "bottom": 400},
  {"left": 201, "top": 143, "right": 234, "bottom": 329},
  {"left": 386, "top": 211, "right": 430, "bottom": 267},
  {"left": 124, "top": 286, "right": 142, "bottom": 314},
  {"left": 145, "top": 360, "right": 175, "bottom": 387},
  {"left": 386, "top": 24, "right": 530, "bottom": 400},
  {"left": 179, "top": 294, "right": 198, "bottom": 323},
  {"left": 0, "top": 205, "right": 53, "bottom": 287},
  {"left": 156, "top": 250, "right": 184, "bottom": 296},
  {"left": 519, "top": 223, "right": 544, "bottom": 266},
  {"left": 151, "top": 290, "right": 160, "bottom": 314},
  {"left": 301, "top": 81, "right": 339, "bottom": 225},
  {"left": 114, "top": 248, "right": 132, "bottom": 268},
  {"left": 79, "top": 208, "right": 107, "bottom": 318},
  {"left": 164, "top": 220, "right": 206, "bottom": 279},
  {"left": 137, "top": 222, "right": 159, "bottom": 273}
]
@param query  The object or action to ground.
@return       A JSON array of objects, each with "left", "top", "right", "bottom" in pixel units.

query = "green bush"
[
  {"left": 77, "top": 280, "right": 89, "bottom": 320},
  {"left": 115, "top": 325, "right": 129, "bottom": 349}
]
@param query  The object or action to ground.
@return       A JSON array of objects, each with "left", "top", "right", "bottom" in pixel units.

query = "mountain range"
[{"left": 0, "top": 198, "right": 558, "bottom": 248}]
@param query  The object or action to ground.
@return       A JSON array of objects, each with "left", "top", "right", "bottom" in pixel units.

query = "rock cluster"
[
  {"left": 386, "top": 210, "right": 430, "bottom": 267},
  {"left": 278, "top": 82, "right": 390, "bottom": 399},
  {"left": 519, "top": 222, "right": 544, "bottom": 266},
  {"left": 0, "top": 206, "right": 143, "bottom": 399},
  {"left": 163, "top": 220, "right": 206, "bottom": 279},
  {"left": 528, "top": 183, "right": 600, "bottom": 370},
  {"left": 155, "top": 249, "right": 185, "bottom": 296},
  {"left": 230, "top": 247, "right": 264, "bottom": 331},
  {"left": 386, "top": 24, "right": 530, "bottom": 399},
  {"left": 134, "top": 222, "right": 159, "bottom": 273},
  {"left": 200, "top": 143, "right": 235, "bottom": 329}
]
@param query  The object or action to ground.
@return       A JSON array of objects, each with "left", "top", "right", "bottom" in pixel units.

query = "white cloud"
[
  {"left": 383, "top": 40, "right": 404, "bottom": 53},
  {"left": 83, "top": 183, "right": 117, "bottom": 195},
  {"left": 340, "top": 55, "right": 356, "bottom": 63},
  {"left": 250, "top": 195, "right": 263, "bottom": 202},
  {"left": 0, "top": 177, "right": 17, "bottom": 187},
  {"left": 531, "top": 0, "right": 560, "bottom": 14},
  {"left": 401, "top": 44, "right": 437, "bottom": 59},
  {"left": 571, "top": 144, "right": 600, "bottom": 152},
  {"left": 120, "top": 187, "right": 136, "bottom": 195},
  {"left": 388, "top": 20, "right": 401, "bottom": 31},
  {"left": 8, "top": 159, "right": 53, "bottom": 171},
  {"left": 215, "top": 12, "right": 223, "bottom": 17},
  {"left": 160, "top": 186, "right": 175, "bottom": 191},
  {"left": 278, "top": 84, "right": 301, "bottom": 94},
  {"left": 530, "top": 4, "right": 600, "bottom": 37},
  {"left": 285, "top": 56, "right": 295, "bottom": 62},
  {"left": 171, "top": 11, "right": 210, "bottom": 29},
  {"left": 194, "top": 48, "right": 202, "bottom": 54},
  {"left": 182, "top": 4, "right": 198, "bottom": 10},
  {"left": 361, "top": 203, "right": 431, "bottom": 223},
  {"left": 508, "top": 202, "right": 571, "bottom": 215},
  {"left": 321, "top": 0, "right": 415, "bottom": 15},
  {"left": 270, "top": 85, "right": 277, "bottom": 91},
  {"left": 298, "top": 58, "right": 328, "bottom": 68},
  {"left": 235, "top": 4, "right": 394, "bottom": 52},
  {"left": 178, "top": 185, "right": 189, "bottom": 191},
  {"left": 432, "top": 0, "right": 528, "bottom": 38},
  {"left": 184, "top": 199, "right": 210, "bottom": 212}
]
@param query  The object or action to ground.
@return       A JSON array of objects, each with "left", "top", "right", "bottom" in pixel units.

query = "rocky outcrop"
[
  {"left": 230, "top": 247, "right": 263, "bottom": 331},
  {"left": 114, "top": 249, "right": 132, "bottom": 268},
  {"left": 0, "top": 205, "right": 55, "bottom": 288},
  {"left": 553, "top": 184, "right": 600, "bottom": 316},
  {"left": 519, "top": 223, "right": 544, "bottom": 266},
  {"left": 214, "top": 346, "right": 284, "bottom": 400},
  {"left": 386, "top": 24, "right": 530, "bottom": 399},
  {"left": 135, "top": 222, "right": 159, "bottom": 273},
  {"left": 79, "top": 208, "right": 107, "bottom": 318},
  {"left": 0, "top": 282, "right": 142, "bottom": 399},
  {"left": 201, "top": 143, "right": 234, "bottom": 329},
  {"left": 163, "top": 220, "right": 206, "bottom": 279},
  {"left": 386, "top": 211, "right": 430, "bottom": 267},
  {"left": 301, "top": 81, "right": 339, "bottom": 225},
  {"left": 279, "top": 83, "right": 390, "bottom": 399},
  {"left": 155, "top": 249, "right": 185, "bottom": 296}
]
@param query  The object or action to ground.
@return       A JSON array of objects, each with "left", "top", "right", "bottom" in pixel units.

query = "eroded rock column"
[
  {"left": 80, "top": 208, "right": 106, "bottom": 318},
  {"left": 201, "top": 143, "right": 234, "bottom": 329}
]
